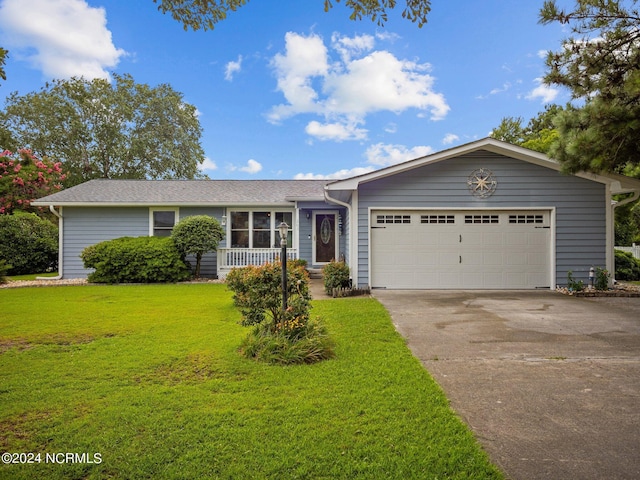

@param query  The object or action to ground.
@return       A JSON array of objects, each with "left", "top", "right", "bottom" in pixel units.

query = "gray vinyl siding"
[
  {"left": 62, "top": 207, "right": 148, "bottom": 279},
  {"left": 62, "top": 206, "right": 226, "bottom": 279},
  {"left": 356, "top": 152, "right": 607, "bottom": 288}
]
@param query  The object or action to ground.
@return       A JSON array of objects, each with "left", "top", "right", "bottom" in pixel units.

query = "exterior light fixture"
[{"left": 278, "top": 221, "right": 289, "bottom": 314}]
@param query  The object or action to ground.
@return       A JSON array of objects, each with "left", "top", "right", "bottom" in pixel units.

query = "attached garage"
[
  {"left": 324, "top": 138, "right": 640, "bottom": 290},
  {"left": 370, "top": 210, "right": 552, "bottom": 289}
]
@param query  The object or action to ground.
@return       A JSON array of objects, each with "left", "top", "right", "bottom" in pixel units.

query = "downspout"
[
  {"left": 37, "top": 205, "right": 63, "bottom": 280},
  {"left": 611, "top": 190, "right": 640, "bottom": 284},
  {"left": 324, "top": 188, "right": 354, "bottom": 282}
]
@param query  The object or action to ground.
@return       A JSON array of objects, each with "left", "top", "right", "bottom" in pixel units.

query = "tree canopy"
[
  {"left": 153, "top": 0, "right": 431, "bottom": 31},
  {"left": 539, "top": 0, "right": 640, "bottom": 174},
  {"left": 490, "top": 105, "right": 564, "bottom": 155},
  {"left": 0, "top": 47, "right": 7, "bottom": 83},
  {"left": 0, "top": 74, "right": 205, "bottom": 187},
  {"left": 0, "top": 149, "right": 66, "bottom": 215}
]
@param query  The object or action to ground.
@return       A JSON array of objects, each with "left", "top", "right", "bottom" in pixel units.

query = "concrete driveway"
[{"left": 372, "top": 290, "right": 640, "bottom": 480}]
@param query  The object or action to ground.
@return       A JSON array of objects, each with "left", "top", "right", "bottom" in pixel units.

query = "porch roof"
[{"left": 33, "top": 179, "right": 330, "bottom": 207}]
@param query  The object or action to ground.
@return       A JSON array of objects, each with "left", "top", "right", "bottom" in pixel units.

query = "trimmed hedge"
[
  {"left": 615, "top": 249, "right": 640, "bottom": 281},
  {"left": 81, "top": 236, "right": 190, "bottom": 284},
  {"left": 0, "top": 212, "right": 58, "bottom": 275}
]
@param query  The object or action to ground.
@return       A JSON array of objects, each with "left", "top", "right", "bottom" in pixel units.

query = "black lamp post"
[{"left": 278, "top": 221, "right": 289, "bottom": 314}]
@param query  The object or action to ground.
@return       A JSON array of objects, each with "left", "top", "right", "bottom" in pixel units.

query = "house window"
[
  {"left": 231, "top": 212, "right": 249, "bottom": 247},
  {"left": 150, "top": 209, "right": 178, "bottom": 236},
  {"left": 229, "top": 210, "right": 294, "bottom": 248},
  {"left": 253, "top": 211, "right": 271, "bottom": 248}
]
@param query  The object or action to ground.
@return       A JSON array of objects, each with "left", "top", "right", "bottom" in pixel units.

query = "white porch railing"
[
  {"left": 615, "top": 243, "right": 640, "bottom": 259},
  {"left": 217, "top": 248, "right": 298, "bottom": 278}
]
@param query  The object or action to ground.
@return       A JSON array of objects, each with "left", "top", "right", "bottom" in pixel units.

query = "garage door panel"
[
  {"left": 393, "top": 251, "right": 417, "bottom": 265},
  {"left": 371, "top": 210, "right": 551, "bottom": 289},
  {"left": 438, "top": 252, "right": 459, "bottom": 266},
  {"left": 481, "top": 232, "right": 505, "bottom": 246},
  {"left": 505, "top": 252, "right": 526, "bottom": 266},
  {"left": 483, "top": 252, "right": 505, "bottom": 266}
]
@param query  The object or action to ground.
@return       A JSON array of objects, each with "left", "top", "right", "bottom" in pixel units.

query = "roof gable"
[{"left": 326, "top": 137, "right": 640, "bottom": 195}]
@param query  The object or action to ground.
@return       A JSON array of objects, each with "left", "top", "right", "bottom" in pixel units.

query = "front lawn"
[{"left": 0, "top": 284, "right": 502, "bottom": 479}]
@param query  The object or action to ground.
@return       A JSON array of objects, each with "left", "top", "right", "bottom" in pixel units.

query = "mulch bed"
[{"left": 556, "top": 283, "right": 640, "bottom": 297}]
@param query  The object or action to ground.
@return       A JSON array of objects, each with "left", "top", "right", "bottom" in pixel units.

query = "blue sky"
[{"left": 0, "top": 0, "right": 570, "bottom": 180}]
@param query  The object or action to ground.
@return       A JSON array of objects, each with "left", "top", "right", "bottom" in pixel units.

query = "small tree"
[
  {"left": 0, "top": 149, "right": 65, "bottom": 215},
  {"left": 171, "top": 215, "right": 224, "bottom": 278}
]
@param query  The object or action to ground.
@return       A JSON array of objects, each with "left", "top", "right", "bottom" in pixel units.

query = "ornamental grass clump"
[{"left": 227, "top": 261, "right": 335, "bottom": 365}]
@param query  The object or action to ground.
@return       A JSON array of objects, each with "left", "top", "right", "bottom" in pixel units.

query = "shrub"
[
  {"left": 322, "top": 259, "right": 350, "bottom": 295},
  {"left": 615, "top": 250, "right": 640, "bottom": 281},
  {"left": 226, "top": 261, "right": 311, "bottom": 327},
  {"left": 227, "top": 261, "right": 335, "bottom": 365},
  {"left": 0, "top": 212, "right": 58, "bottom": 275},
  {"left": 594, "top": 267, "right": 610, "bottom": 290},
  {"left": 171, "top": 215, "right": 224, "bottom": 278},
  {"left": 0, "top": 259, "right": 11, "bottom": 284},
  {"left": 81, "top": 236, "right": 190, "bottom": 284},
  {"left": 567, "top": 271, "right": 585, "bottom": 292}
]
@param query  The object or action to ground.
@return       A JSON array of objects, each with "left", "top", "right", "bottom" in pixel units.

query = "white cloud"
[
  {"left": 442, "top": 133, "right": 459, "bottom": 145},
  {"left": 224, "top": 55, "right": 242, "bottom": 81},
  {"left": 489, "top": 82, "right": 512, "bottom": 96},
  {"left": 323, "top": 50, "right": 449, "bottom": 119},
  {"left": 365, "top": 143, "right": 433, "bottom": 167},
  {"left": 294, "top": 166, "right": 375, "bottom": 180},
  {"left": 268, "top": 32, "right": 328, "bottom": 121},
  {"left": 268, "top": 32, "right": 449, "bottom": 139},
  {"left": 305, "top": 119, "right": 367, "bottom": 142},
  {"left": 331, "top": 32, "right": 374, "bottom": 62},
  {"left": 198, "top": 157, "right": 218, "bottom": 172},
  {"left": 0, "top": 0, "right": 125, "bottom": 80},
  {"left": 239, "top": 159, "right": 263, "bottom": 174},
  {"left": 526, "top": 78, "right": 559, "bottom": 104},
  {"left": 385, "top": 123, "right": 398, "bottom": 134},
  {"left": 296, "top": 141, "right": 434, "bottom": 178}
]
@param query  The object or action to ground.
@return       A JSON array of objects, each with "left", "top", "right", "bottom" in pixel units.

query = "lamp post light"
[{"left": 278, "top": 221, "right": 289, "bottom": 315}]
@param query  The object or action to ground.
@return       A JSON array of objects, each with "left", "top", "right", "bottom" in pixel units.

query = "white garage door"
[{"left": 370, "top": 210, "right": 551, "bottom": 289}]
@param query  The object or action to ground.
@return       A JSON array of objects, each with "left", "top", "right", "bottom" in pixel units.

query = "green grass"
[
  {"left": 0, "top": 284, "right": 503, "bottom": 479},
  {"left": 6, "top": 272, "right": 59, "bottom": 281}
]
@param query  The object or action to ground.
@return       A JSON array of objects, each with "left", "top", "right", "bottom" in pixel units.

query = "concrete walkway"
[{"left": 372, "top": 290, "right": 640, "bottom": 480}]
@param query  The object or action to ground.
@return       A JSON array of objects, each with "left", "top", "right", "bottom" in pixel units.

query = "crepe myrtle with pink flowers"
[{"left": 0, "top": 149, "right": 65, "bottom": 215}]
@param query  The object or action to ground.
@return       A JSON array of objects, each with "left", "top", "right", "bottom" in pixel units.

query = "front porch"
[{"left": 217, "top": 248, "right": 298, "bottom": 279}]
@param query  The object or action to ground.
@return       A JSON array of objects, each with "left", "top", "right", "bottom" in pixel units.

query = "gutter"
[
  {"left": 37, "top": 205, "right": 63, "bottom": 280},
  {"left": 612, "top": 190, "right": 640, "bottom": 209},
  {"left": 323, "top": 188, "right": 354, "bottom": 277}
]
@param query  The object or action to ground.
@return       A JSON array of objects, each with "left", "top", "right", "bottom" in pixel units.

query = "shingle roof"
[{"left": 32, "top": 179, "right": 329, "bottom": 206}]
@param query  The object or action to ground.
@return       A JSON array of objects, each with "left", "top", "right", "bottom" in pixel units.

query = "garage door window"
[
  {"left": 421, "top": 214, "right": 455, "bottom": 224},
  {"left": 376, "top": 215, "right": 411, "bottom": 224},
  {"left": 465, "top": 214, "right": 498, "bottom": 224},
  {"left": 509, "top": 214, "right": 543, "bottom": 224}
]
